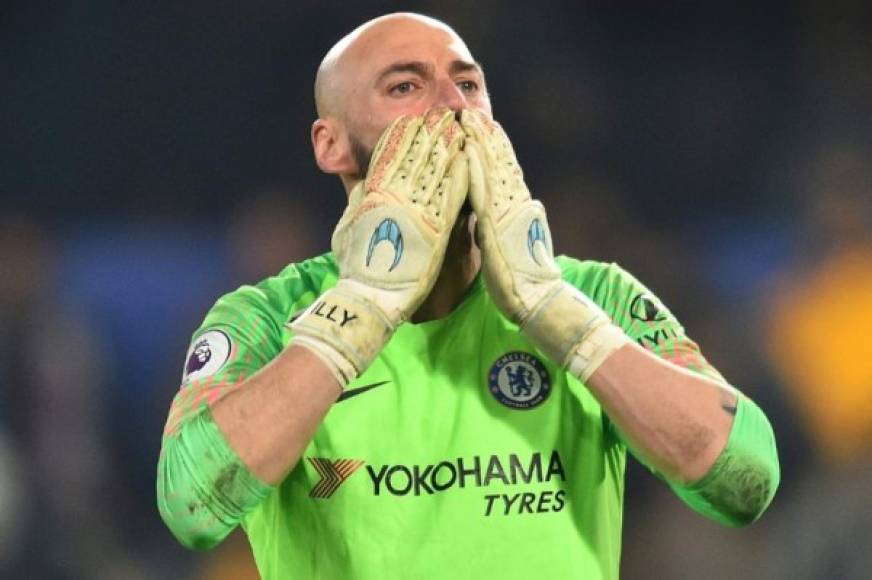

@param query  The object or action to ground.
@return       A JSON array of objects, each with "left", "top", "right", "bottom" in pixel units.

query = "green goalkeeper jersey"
[{"left": 162, "top": 253, "right": 742, "bottom": 580}]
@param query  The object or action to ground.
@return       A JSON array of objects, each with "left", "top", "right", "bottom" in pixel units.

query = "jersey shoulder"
[
  {"left": 179, "top": 252, "right": 338, "bottom": 386},
  {"left": 251, "top": 251, "right": 339, "bottom": 319},
  {"left": 556, "top": 255, "right": 726, "bottom": 384},
  {"left": 200, "top": 252, "right": 338, "bottom": 331},
  {"left": 555, "top": 255, "right": 684, "bottom": 343}
]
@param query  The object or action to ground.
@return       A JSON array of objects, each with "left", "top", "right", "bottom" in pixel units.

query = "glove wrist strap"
[
  {"left": 522, "top": 282, "right": 630, "bottom": 381},
  {"left": 290, "top": 285, "right": 395, "bottom": 386},
  {"left": 565, "top": 323, "right": 629, "bottom": 381}
]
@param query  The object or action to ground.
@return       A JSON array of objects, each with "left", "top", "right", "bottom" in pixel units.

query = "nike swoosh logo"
[{"left": 336, "top": 381, "right": 390, "bottom": 403}]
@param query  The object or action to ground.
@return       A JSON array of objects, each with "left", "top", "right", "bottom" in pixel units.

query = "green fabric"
[
  {"left": 157, "top": 407, "right": 273, "bottom": 549},
  {"left": 158, "top": 252, "right": 776, "bottom": 579},
  {"left": 670, "top": 396, "right": 780, "bottom": 527}
]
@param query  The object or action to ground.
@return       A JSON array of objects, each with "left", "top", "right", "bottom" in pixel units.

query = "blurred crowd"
[{"left": 2, "top": 1, "right": 871, "bottom": 579}]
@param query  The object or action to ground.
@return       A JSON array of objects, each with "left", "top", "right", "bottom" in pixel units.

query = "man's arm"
[
  {"left": 588, "top": 342, "right": 734, "bottom": 484},
  {"left": 157, "top": 345, "right": 339, "bottom": 550},
  {"left": 541, "top": 291, "right": 778, "bottom": 526},
  {"left": 158, "top": 108, "right": 469, "bottom": 550},
  {"left": 209, "top": 345, "right": 340, "bottom": 484},
  {"left": 589, "top": 344, "right": 779, "bottom": 527},
  {"left": 559, "top": 258, "right": 780, "bottom": 525},
  {"left": 462, "top": 108, "right": 779, "bottom": 525}
]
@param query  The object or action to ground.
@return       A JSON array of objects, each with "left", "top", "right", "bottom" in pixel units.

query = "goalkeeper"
[{"left": 157, "top": 12, "right": 779, "bottom": 580}]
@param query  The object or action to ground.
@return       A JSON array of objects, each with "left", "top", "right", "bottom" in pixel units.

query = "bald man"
[{"left": 157, "top": 13, "right": 779, "bottom": 580}]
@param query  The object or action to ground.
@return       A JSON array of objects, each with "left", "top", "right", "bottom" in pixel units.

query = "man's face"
[{"left": 338, "top": 20, "right": 493, "bottom": 176}]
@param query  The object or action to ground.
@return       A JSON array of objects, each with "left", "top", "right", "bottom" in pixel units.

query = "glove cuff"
[
  {"left": 565, "top": 322, "right": 629, "bottom": 381},
  {"left": 522, "top": 282, "right": 630, "bottom": 380},
  {"left": 290, "top": 285, "right": 395, "bottom": 386}
]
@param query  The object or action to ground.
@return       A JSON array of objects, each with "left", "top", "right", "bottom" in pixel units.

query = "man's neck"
[{"left": 411, "top": 213, "right": 480, "bottom": 323}]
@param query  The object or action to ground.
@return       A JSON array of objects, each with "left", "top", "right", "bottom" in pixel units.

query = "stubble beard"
[{"left": 349, "top": 133, "right": 373, "bottom": 182}]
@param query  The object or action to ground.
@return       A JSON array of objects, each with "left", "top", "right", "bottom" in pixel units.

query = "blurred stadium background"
[{"left": 3, "top": 1, "right": 871, "bottom": 578}]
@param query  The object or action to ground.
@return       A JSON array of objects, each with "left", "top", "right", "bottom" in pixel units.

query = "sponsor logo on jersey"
[
  {"left": 488, "top": 352, "right": 551, "bottom": 410},
  {"left": 308, "top": 458, "right": 366, "bottom": 498},
  {"left": 629, "top": 292, "right": 666, "bottom": 322},
  {"left": 305, "top": 450, "right": 568, "bottom": 516},
  {"left": 366, "top": 218, "right": 404, "bottom": 272},
  {"left": 366, "top": 451, "right": 565, "bottom": 496},
  {"left": 181, "top": 329, "right": 232, "bottom": 384}
]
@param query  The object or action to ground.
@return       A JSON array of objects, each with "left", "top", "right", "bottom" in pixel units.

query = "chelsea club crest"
[{"left": 488, "top": 351, "right": 551, "bottom": 410}]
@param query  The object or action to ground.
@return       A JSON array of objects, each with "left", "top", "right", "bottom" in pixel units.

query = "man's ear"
[{"left": 312, "top": 118, "right": 356, "bottom": 175}]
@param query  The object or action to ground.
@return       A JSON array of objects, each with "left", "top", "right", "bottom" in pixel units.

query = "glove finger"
[
  {"left": 464, "top": 140, "right": 490, "bottom": 218},
  {"left": 440, "top": 115, "right": 464, "bottom": 149},
  {"left": 480, "top": 115, "right": 524, "bottom": 182},
  {"left": 375, "top": 108, "right": 457, "bottom": 207},
  {"left": 415, "top": 132, "right": 466, "bottom": 235},
  {"left": 467, "top": 110, "right": 531, "bottom": 208},
  {"left": 399, "top": 108, "right": 448, "bottom": 184},
  {"left": 459, "top": 108, "right": 487, "bottom": 141},
  {"left": 411, "top": 108, "right": 460, "bottom": 184},
  {"left": 422, "top": 107, "right": 456, "bottom": 137},
  {"left": 366, "top": 114, "right": 425, "bottom": 195},
  {"left": 460, "top": 109, "right": 501, "bottom": 168},
  {"left": 464, "top": 110, "right": 526, "bottom": 193},
  {"left": 416, "top": 120, "right": 463, "bottom": 211},
  {"left": 438, "top": 149, "right": 469, "bottom": 233}
]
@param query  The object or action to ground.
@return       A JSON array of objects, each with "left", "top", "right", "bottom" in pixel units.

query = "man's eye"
[
  {"left": 458, "top": 80, "right": 479, "bottom": 94},
  {"left": 390, "top": 82, "right": 415, "bottom": 96}
]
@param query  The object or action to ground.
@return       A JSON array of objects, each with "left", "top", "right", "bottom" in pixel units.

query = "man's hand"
[
  {"left": 461, "top": 109, "right": 629, "bottom": 380},
  {"left": 292, "top": 108, "right": 468, "bottom": 384}
]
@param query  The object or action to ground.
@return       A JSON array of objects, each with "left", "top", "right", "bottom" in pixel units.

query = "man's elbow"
[
  {"left": 156, "top": 410, "right": 273, "bottom": 550},
  {"left": 700, "top": 415, "right": 781, "bottom": 526},
  {"left": 712, "top": 454, "right": 780, "bottom": 527},
  {"left": 156, "top": 456, "right": 235, "bottom": 551},
  {"left": 158, "top": 501, "right": 227, "bottom": 551}
]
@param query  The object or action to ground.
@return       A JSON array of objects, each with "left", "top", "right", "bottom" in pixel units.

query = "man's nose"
[{"left": 433, "top": 78, "right": 466, "bottom": 113}]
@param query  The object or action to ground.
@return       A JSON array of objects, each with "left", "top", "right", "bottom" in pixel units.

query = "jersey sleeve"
[
  {"left": 157, "top": 283, "right": 284, "bottom": 549},
  {"left": 163, "top": 285, "right": 286, "bottom": 439},
  {"left": 558, "top": 257, "right": 726, "bottom": 384},
  {"left": 557, "top": 257, "right": 779, "bottom": 526},
  {"left": 157, "top": 258, "right": 336, "bottom": 549}
]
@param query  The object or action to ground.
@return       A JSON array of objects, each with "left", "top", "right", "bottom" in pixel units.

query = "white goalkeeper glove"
[
  {"left": 461, "top": 109, "right": 630, "bottom": 381},
  {"left": 292, "top": 108, "right": 468, "bottom": 385}
]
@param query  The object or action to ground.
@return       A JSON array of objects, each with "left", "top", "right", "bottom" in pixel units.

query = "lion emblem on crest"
[{"left": 185, "top": 339, "right": 212, "bottom": 374}]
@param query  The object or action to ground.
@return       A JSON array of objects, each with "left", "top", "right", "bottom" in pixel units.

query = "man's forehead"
[
  {"left": 315, "top": 13, "right": 475, "bottom": 117},
  {"left": 346, "top": 19, "right": 474, "bottom": 71}
]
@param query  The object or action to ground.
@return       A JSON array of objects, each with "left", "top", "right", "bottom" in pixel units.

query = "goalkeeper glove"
[
  {"left": 461, "top": 108, "right": 630, "bottom": 381},
  {"left": 292, "top": 108, "right": 468, "bottom": 385}
]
